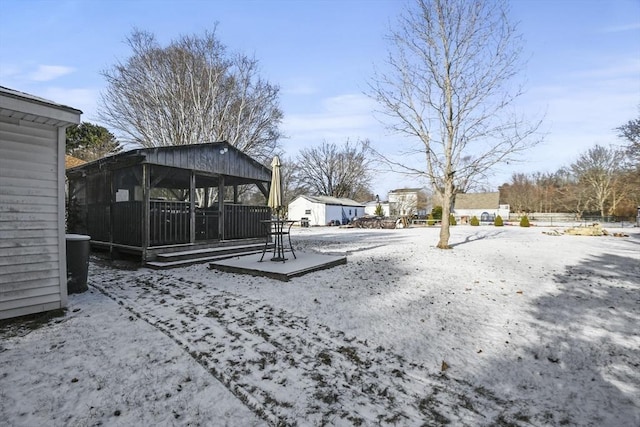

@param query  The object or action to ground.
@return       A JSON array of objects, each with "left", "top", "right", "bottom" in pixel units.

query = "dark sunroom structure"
[{"left": 66, "top": 142, "right": 273, "bottom": 261}]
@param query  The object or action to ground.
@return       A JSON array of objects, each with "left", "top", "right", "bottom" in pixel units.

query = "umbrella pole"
[{"left": 274, "top": 207, "right": 284, "bottom": 261}]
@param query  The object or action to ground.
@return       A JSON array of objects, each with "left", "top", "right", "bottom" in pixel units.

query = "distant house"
[
  {"left": 363, "top": 200, "right": 390, "bottom": 217},
  {"left": 388, "top": 188, "right": 428, "bottom": 216},
  {"left": 65, "top": 155, "right": 86, "bottom": 169},
  {"left": 0, "top": 86, "right": 82, "bottom": 320},
  {"left": 453, "top": 192, "right": 510, "bottom": 224},
  {"left": 288, "top": 195, "right": 365, "bottom": 226}
]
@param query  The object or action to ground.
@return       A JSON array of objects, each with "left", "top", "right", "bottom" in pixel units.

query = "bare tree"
[
  {"left": 617, "top": 111, "right": 640, "bottom": 162},
  {"left": 499, "top": 173, "right": 536, "bottom": 213},
  {"left": 616, "top": 112, "right": 640, "bottom": 213},
  {"left": 294, "top": 140, "right": 372, "bottom": 199},
  {"left": 98, "top": 28, "right": 283, "bottom": 162},
  {"left": 571, "top": 145, "right": 626, "bottom": 217},
  {"left": 369, "top": 0, "right": 541, "bottom": 248}
]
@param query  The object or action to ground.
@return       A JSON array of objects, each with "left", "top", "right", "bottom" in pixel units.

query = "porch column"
[
  {"left": 109, "top": 169, "right": 115, "bottom": 252},
  {"left": 233, "top": 185, "right": 238, "bottom": 204},
  {"left": 189, "top": 171, "right": 196, "bottom": 243},
  {"left": 141, "top": 163, "right": 150, "bottom": 261},
  {"left": 218, "top": 176, "right": 225, "bottom": 240}
]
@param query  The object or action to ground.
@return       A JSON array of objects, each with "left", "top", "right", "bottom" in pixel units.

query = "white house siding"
[
  {"left": 288, "top": 198, "right": 326, "bottom": 226},
  {"left": 338, "top": 205, "right": 361, "bottom": 222},
  {"left": 288, "top": 196, "right": 365, "bottom": 226},
  {"left": 0, "top": 87, "right": 80, "bottom": 320},
  {"left": 364, "top": 202, "right": 390, "bottom": 217},
  {"left": 326, "top": 205, "right": 343, "bottom": 224},
  {"left": 0, "top": 120, "right": 67, "bottom": 319},
  {"left": 388, "top": 189, "right": 425, "bottom": 216}
]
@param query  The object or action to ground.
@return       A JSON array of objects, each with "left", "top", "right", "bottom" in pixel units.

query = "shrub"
[
  {"left": 470, "top": 216, "right": 480, "bottom": 226},
  {"left": 432, "top": 205, "right": 443, "bottom": 220},
  {"left": 449, "top": 214, "right": 457, "bottom": 226},
  {"left": 427, "top": 213, "right": 435, "bottom": 226},
  {"left": 519, "top": 215, "right": 530, "bottom": 227},
  {"left": 374, "top": 203, "right": 384, "bottom": 217},
  {"left": 494, "top": 215, "right": 504, "bottom": 226}
]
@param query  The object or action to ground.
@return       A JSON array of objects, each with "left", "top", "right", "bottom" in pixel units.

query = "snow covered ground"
[{"left": 1, "top": 225, "right": 639, "bottom": 426}]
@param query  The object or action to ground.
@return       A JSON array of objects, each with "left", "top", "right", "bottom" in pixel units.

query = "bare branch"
[
  {"left": 368, "top": 0, "right": 542, "bottom": 248},
  {"left": 294, "top": 140, "right": 373, "bottom": 200},
  {"left": 98, "top": 28, "right": 283, "bottom": 163}
]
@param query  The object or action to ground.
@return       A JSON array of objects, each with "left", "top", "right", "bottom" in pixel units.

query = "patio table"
[{"left": 260, "top": 219, "right": 297, "bottom": 262}]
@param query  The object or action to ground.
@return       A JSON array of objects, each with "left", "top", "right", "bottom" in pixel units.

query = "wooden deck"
[{"left": 209, "top": 252, "right": 347, "bottom": 282}]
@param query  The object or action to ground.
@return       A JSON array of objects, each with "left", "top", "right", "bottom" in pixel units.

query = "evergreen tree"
[{"left": 66, "top": 122, "right": 122, "bottom": 161}]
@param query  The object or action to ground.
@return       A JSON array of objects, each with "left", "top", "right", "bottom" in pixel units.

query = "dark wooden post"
[
  {"left": 218, "top": 176, "right": 225, "bottom": 240},
  {"left": 189, "top": 171, "right": 196, "bottom": 243},
  {"left": 109, "top": 170, "right": 115, "bottom": 254},
  {"left": 141, "top": 163, "right": 150, "bottom": 261}
]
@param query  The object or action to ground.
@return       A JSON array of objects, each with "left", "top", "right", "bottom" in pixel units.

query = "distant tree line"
[{"left": 500, "top": 115, "right": 640, "bottom": 218}]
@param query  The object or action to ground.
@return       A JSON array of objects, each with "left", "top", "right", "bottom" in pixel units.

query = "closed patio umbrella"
[
  {"left": 267, "top": 155, "right": 282, "bottom": 215},
  {"left": 264, "top": 155, "right": 288, "bottom": 261}
]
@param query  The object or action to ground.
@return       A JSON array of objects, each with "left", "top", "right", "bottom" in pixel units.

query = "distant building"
[
  {"left": 65, "top": 155, "right": 86, "bottom": 169},
  {"left": 388, "top": 188, "right": 429, "bottom": 216},
  {"left": 288, "top": 195, "right": 365, "bottom": 226},
  {"left": 363, "top": 200, "right": 390, "bottom": 217},
  {"left": 453, "top": 192, "right": 509, "bottom": 223}
]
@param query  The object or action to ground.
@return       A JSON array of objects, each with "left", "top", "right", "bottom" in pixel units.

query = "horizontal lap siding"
[{"left": 0, "top": 120, "right": 63, "bottom": 319}]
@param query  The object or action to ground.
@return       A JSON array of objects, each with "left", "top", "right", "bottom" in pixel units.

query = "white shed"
[
  {"left": 0, "top": 86, "right": 81, "bottom": 320},
  {"left": 288, "top": 195, "right": 365, "bottom": 226}
]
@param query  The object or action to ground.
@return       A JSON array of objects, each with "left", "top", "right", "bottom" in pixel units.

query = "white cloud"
[
  {"left": 600, "top": 22, "right": 640, "bottom": 33},
  {"left": 28, "top": 65, "right": 75, "bottom": 82},
  {"left": 282, "top": 80, "right": 318, "bottom": 95},
  {"left": 321, "top": 94, "right": 377, "bottom": 114},
  {"left": 283, "top": 93, "right": 381, "bottom": 143},
  {"left": 280, "top": 92, "right": 417, "bottom": 195},
  {"left": 0, "top": 63, "right": 21, "bottom": 80},
  {"left": 568, "top": 58, "right": 640, "bottom": 81}
]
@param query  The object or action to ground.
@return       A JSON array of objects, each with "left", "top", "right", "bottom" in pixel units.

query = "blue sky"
[{"left": 1, "top": 0, "right": 639, "bottom": 196}]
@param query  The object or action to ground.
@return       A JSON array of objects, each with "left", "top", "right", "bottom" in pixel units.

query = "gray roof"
[
  {"left": 296, "top": 195, "right": 365, "bottom": 207},
  {"left": 454, "top": 192, "right": 500, "bottom": 209},
  {"left": 67, "top": 142, "right": 272, "bottom": 186},
  {"left": 389, "top": 188, "right": 423, "bottom": 194},
  {"left": 1, "top": 85, "right": 82, "bottom": 127}
]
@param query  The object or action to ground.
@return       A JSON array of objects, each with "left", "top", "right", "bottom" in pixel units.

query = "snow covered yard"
[{"left": 1, "top": 225, "right": 639, "bottom": 426}]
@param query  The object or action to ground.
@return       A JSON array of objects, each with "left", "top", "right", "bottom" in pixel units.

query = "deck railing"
[
  {"left": 150, "top": 201, "right": 190, "bottom": 246},
  {"left": 112, "top": 201, "right": 142, "bottom": 246},
  {"left": 105, "top": 201, "right": 269, "bottom": 247},
  {"left": 224, "top": 204, "right": 271, "bottom": 239},
  {"left": 196, "top": 209, "right": 219, "bottom": 241}
]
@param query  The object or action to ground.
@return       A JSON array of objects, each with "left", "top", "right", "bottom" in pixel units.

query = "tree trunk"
[
  {"left": 437, "top": 204, "right": 451, "bottom": 249},
  {"left": 437, "top": 180, "right": 454, "bottom": 249}
]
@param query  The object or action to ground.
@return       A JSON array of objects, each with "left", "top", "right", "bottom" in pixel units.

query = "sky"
[{"left": 1, "top": 0, "right": 639, "bottom": 197}]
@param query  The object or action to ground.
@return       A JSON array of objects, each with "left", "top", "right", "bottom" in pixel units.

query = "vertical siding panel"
[
  {"left": 0, "top": 119, "right": 65, "bottom": 319},
  {"left": 57, "top": 127, "right": 68, "bottom": 308}
]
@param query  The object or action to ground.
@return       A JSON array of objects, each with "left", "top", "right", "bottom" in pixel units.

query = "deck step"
[
  {"left": 146, "top": 244, "right": 272, "bottom": 269},
  {"left": 154, "top": 243, "right": 269, "bottom": 262}
]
